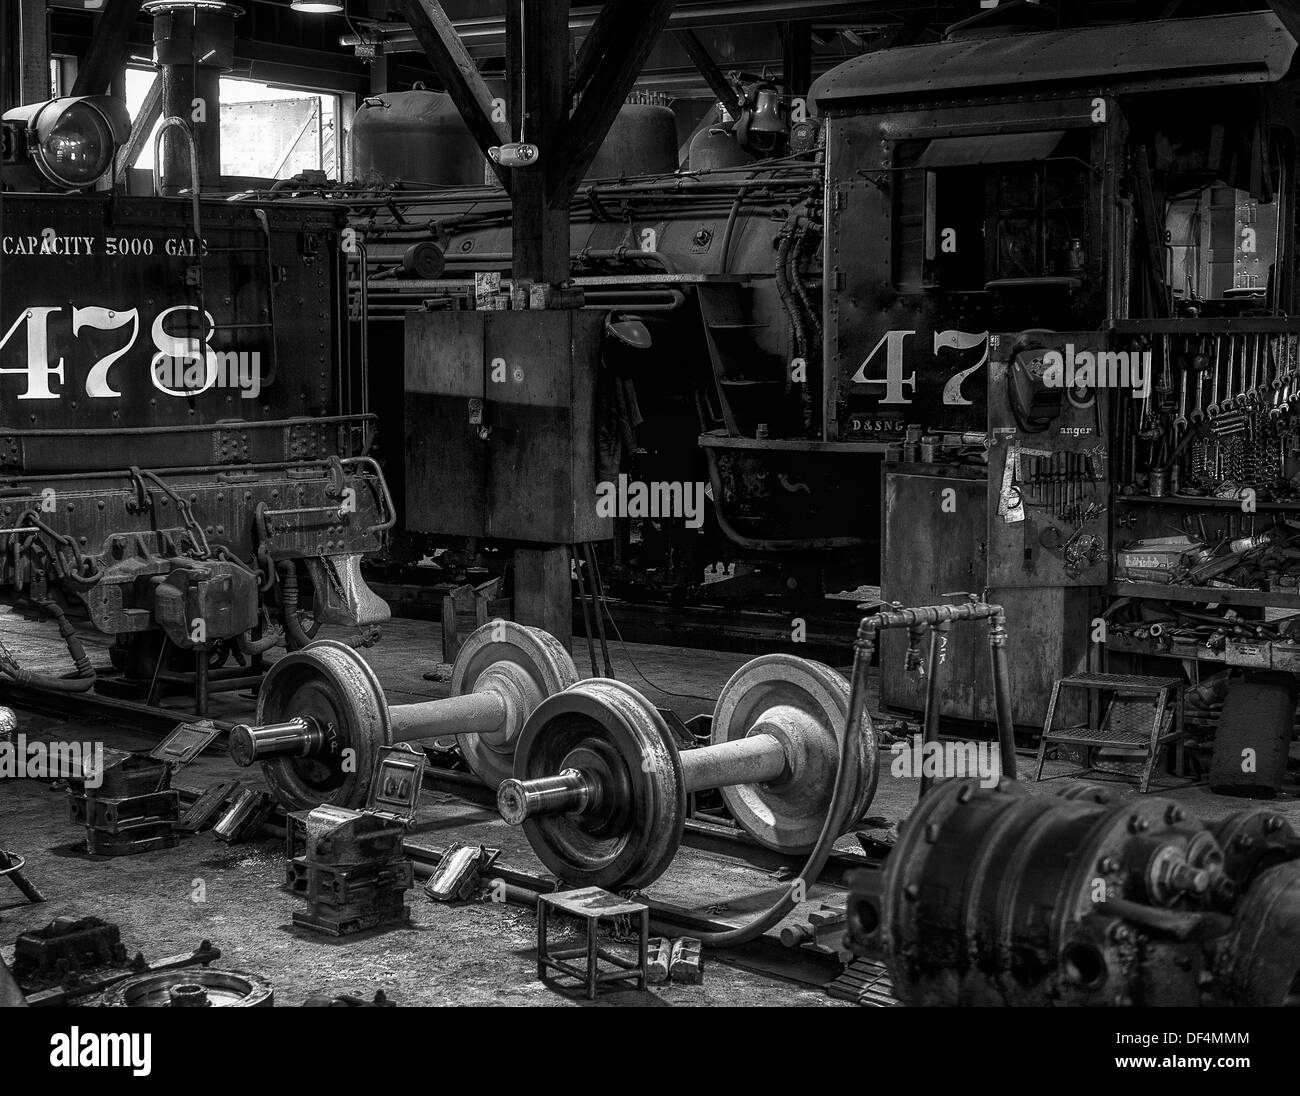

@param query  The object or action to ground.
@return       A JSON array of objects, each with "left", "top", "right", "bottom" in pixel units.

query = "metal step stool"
[{"left": 1034, "top": 672, "right": 1185, "bottom": 794}]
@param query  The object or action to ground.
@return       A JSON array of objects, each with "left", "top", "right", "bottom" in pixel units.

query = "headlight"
[{"left": 1, "top": 96, "right": 131, "bottom": 191}]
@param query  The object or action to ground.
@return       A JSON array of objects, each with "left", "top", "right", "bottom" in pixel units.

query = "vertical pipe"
[
  {"left": 988, "top": 610, "right": 1018, "bottom": 779},
  {"left": 194, "top": 644, "right": 209, "bottom": 717},
  {"left": 919, "top": 620, "right": 948, "bottom": 797},
  {"left": 146, "top": 1, "right": 239, "bottom": 192},
  {"left": 583, "top": 542, "right": 614, "bottom": 677},
  {"left": 572, "top": 543, "right": 599, "bottom": 677}
]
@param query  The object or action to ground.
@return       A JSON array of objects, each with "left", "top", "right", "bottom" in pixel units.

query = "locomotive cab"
[{"left": 812, "top": 7, "right": 1300, "bottom": 730}]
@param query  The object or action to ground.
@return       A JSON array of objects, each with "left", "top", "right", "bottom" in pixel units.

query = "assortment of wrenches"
[
  {"left": 1121, "top": 330, "right": 1300, "bottom": 493},
  {"left": 1191, "top": 331, "right": 1300, "bottom": 419}
]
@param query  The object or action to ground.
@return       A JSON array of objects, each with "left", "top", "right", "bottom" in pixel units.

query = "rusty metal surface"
[
  {"left": 812, "top": 12, "right": 1296, "bottom": 112},
  {"left": 404, "top": 309, "right": 610, "bottom": 544}
]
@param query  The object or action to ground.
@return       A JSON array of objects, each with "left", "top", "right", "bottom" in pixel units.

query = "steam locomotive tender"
[{"left": 0, "top": 178, "right": 393, "bottom": 694}]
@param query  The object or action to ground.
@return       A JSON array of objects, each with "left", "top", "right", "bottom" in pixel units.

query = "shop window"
[
  {"left": 1165, "top": 185, "right": 1280, "bottom": 307},
  {"left": 123, "top": 68, "right": 340, "bottom": 180}
]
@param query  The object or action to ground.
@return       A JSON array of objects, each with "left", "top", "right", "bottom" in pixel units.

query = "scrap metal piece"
[
  {"left": 826, "top": 956, "right": 899, "bottom": 1007},
  {"left": 301, "top": 990, "right": 396, "bottom": 1007},
  {"left": 424, "top": 843, "right": 500, "bottom": 902},
  {"left": 177, "top": 780, "right": 238, "bottom": 833},
  {"left": 103, "top": 966, "right": 272, "bottom": 1007},
  {"left": 11, "top": 916, "right": 126, "bottom": 983},
  {"left": 212, "top": 787, "right": 273, "bottom": 843},
  {"left": 149, "top": 720, "right": 223, "bottom": 767},
  {"left": 646, "top": 938, "right": 671, "bottom": 985},
  {"left": 285, "top": 745, "right": 421, "bottom": 936},
  {"left": 778, "top": 905, "right": 848, "bottom": 953},
  {"left": 669, "top": 937, "right": 703, "bottom": 984},
  {"left": 0, "top": 847, "right": 45, "bottom": 905},
  {"left": 22, "top": 939, "right": 222, "bottom": 1007}
]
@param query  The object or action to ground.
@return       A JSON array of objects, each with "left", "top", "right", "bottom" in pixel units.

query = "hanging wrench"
[
  {"left": 1242, "top": 335, "right": 1253, "bottom": 410},
  {"left": 1173, "top": 358, "right": 1190, "bottom": 431},
  {"left": 1157, "top": 334, "right": 1173, "bottom": 396},
  {"left": 1229, "top": 334, "right": 1248, "bottom": 411},
  {"left": 1258, "top": 334, "right": 1275, "bottom": 404},
  {"left": 1205, "top": 333, "right": 1224, "bottom": 417},
  {"left": 1191, "top": 336, "right": 1213, "bottom": 423},
  {"left": 1230, "top": 334, "right": 1248, "bottom": 412}
]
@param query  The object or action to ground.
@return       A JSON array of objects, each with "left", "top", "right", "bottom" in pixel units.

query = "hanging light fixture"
[{"left": 291, "top": 0, "right": 343, "bottom": 13}]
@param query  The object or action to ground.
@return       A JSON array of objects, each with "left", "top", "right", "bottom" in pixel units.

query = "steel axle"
[
  {"left": 499, "top": 655, "right": 878, "bottom": 890},
  {"left": 230, "top": 621, "right": 576, "bottom": 811}
]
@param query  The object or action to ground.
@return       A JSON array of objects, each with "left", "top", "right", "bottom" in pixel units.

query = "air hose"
[{"left": 0, "top": 598, "right": 96, "bottom": 693}]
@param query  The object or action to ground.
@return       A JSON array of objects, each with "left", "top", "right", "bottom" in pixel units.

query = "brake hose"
[
  {"left": 0, "top": 598, "right": 96, "bottom": 693},
  {"left": 688, "top": 636, "right": 868, "bottom": 948}
]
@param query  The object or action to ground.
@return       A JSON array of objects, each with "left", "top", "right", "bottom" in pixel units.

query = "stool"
[
  {"left": 1034, "top": 672, "right": 1185, "bottom": 793},
  {"left": 536, "top": 887, "right": 649, "bottom": 1000}
]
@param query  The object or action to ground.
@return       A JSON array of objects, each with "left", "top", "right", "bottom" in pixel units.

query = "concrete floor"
[{"left": 1, "top": 613, "right": 1297, "bottom": 1006}]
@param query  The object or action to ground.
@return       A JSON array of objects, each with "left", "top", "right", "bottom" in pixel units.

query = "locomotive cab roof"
[{"left": 810, "top": 11, "right": 1298, "bottom": 115}]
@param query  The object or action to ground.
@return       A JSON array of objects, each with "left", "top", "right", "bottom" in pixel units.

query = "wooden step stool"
[{"left": 1034, "top": 672, "right": 1185, "bottom": 794}]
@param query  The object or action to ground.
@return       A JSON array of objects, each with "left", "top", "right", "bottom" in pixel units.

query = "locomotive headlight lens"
[{"left": 1, "top": 96, "right": 131, "bottom": 191}]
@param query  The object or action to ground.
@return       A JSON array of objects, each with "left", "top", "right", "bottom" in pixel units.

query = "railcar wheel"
[
  {"left": 450, "top": 622, "right": 577, "bottom": 787},
  {"left": 247, "top": 640, "right": 390, "bottom": 812},
  {"left": 711, "top": 653, "right": 877, "bottom": 853},
  {"left": 503, "top": 679, "right": 685, "bottom": 890},
  {"left": 103, "top": 968, "right": 273, "bottom": 1007}
]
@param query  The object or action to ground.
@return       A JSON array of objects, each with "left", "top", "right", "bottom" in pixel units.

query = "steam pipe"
[{"left": 919, "top": 619, "right": 950, "bottom": 797}]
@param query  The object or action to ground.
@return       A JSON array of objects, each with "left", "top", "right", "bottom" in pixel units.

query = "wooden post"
[
  {"left": 514, "top": 547, "right": 572, "bottom": 651},
  {"left": 506, "top": 0, "right": 570, "bottom": 284},
  {"left": 506, "top": 0, "right": 571, "bottom": 646}
]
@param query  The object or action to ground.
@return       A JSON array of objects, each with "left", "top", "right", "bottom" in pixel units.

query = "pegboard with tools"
[
  {"left": 1107, "top": 321, "right": 1300, "bottom": 672},
  {"left": 984, "top": 332, "right": 1111, "bottom": 587}
]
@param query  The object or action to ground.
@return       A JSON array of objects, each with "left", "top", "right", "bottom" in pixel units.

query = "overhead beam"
[
  {"left": 550, "top": 0, "right": 678, "bottom": 207},
  {"left": 674, "top": 29, "right": 742, "bottom": 116},
  {"left": 344, "top": 1, "right": 904, "bottom": 53},
  {"left": 1266, "top": 0, "right": 1300, "bottom": 43},
  {"left": 398, "top": 0, "right": 512, "bottom": 190},
  {"left": 782, "top": 20, "right": 812, "bottom": 97},
  {"left": 72, "top": 0, "right": 142, "bottom": 96},
  {"left": 115, "top": 72, "right": 163, "bottom": 184}
]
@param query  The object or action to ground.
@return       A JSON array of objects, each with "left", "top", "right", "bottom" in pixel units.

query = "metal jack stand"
[
  {"left": 0, "top": 847, "right": 46, "bottom": 907},
  {"left": 854, "top": 598, "right": 1018, "bottom": 798}
]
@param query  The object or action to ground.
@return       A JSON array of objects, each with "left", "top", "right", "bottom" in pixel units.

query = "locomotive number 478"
[{"left": 0, "top": 302, "right": 245, "bottom": 399}]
